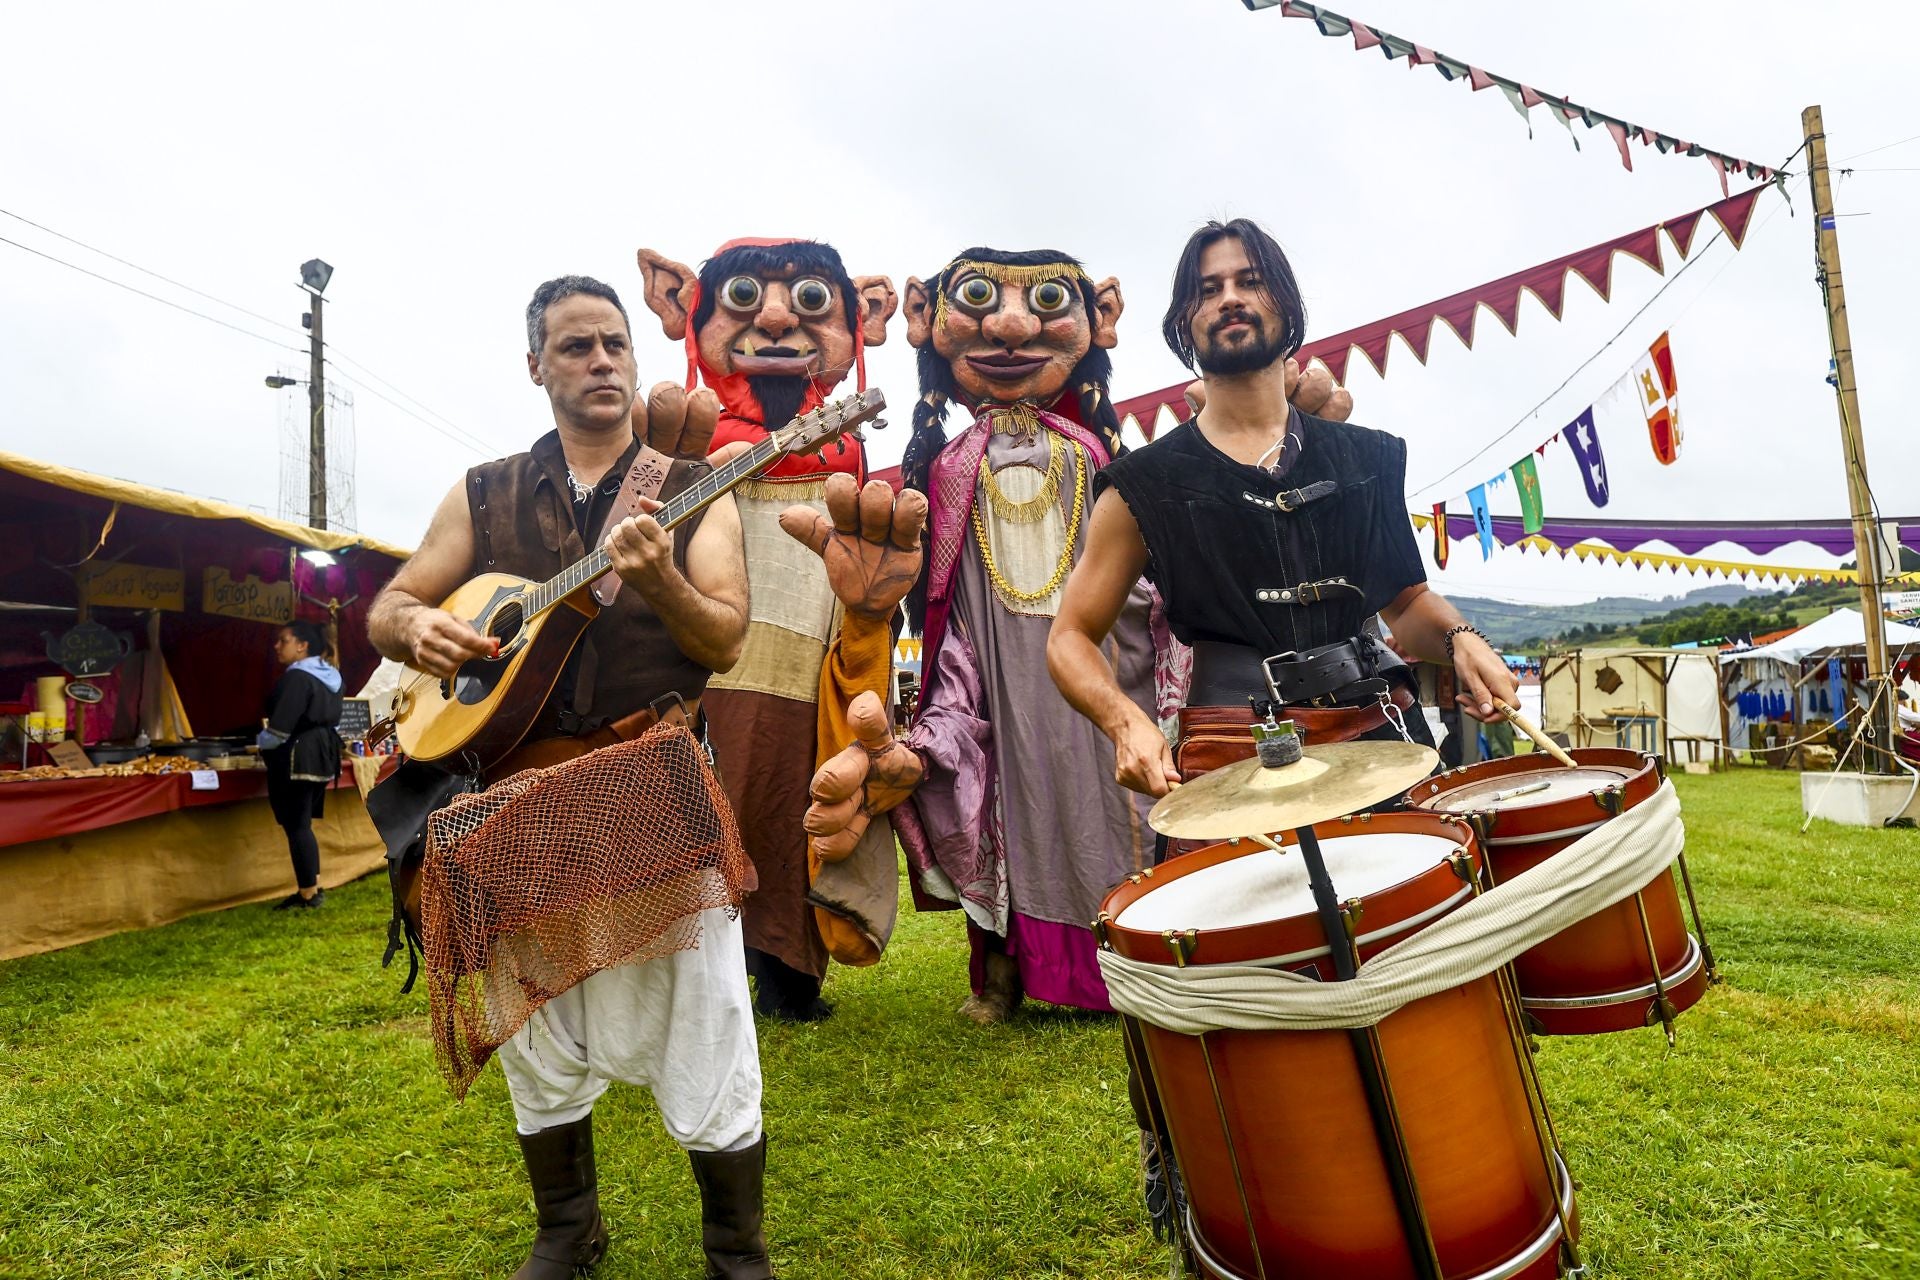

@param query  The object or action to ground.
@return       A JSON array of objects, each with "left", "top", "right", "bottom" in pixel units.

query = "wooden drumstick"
[{"left": 1494, "top": 698, "right": 1579, "bottom": 768}]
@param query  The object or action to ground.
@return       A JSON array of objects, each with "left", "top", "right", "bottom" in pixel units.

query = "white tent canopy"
[{"left": 1721, "top": 608, "right": 1920, "bottom": 666}]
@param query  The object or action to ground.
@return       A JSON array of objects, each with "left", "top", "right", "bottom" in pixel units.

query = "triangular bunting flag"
[
  {"left": 1432, "top": 504, "right": 1449, "bottom": 568},
  {"left": 1607, "top": 120, "right": 1633, "bottom": 171},
  {"left": 1665, "top": 209, "right": 1704, "bottom": 258},
  {"left": 1499, "top": 85, "right": 1535, "bottom": 136},
  {"left": 1710, "top": 188, "right": 1762, "bottom": 248}
]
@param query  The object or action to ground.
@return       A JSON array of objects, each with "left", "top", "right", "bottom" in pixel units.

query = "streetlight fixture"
[
  {"left": 264, "top": 375, "right": 304, "bottom": 389},
  {"left": 298, "top": 258, "right": 333, "bottom": 529}
]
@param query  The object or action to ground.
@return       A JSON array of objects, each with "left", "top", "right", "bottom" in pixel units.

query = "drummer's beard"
[{"left": 1195, "top": 311, "right": 1287, "bottom": 376}]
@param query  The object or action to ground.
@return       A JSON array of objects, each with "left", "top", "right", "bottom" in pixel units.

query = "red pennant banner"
[{"left": 1115, "top": 189, "right": 1766, "bottom": 437}]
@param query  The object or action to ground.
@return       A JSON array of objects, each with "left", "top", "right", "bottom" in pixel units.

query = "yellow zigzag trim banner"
[{"left": 1408, "top": 513, "right": 1920, "bottom": 587}]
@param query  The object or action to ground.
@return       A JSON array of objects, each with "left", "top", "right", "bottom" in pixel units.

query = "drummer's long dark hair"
[{"left": 1161, "top": 218, "right": 1307, "bottom": 372}]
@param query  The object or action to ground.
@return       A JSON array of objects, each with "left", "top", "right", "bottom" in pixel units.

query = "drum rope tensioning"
[{"left": 1098, "top": 780, "right": 1684, "bottom": 1035}]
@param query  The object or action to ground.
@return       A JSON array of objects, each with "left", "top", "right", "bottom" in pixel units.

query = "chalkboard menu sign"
[{"left": 337, "top": 697, "right": 373, "bottom": 743}]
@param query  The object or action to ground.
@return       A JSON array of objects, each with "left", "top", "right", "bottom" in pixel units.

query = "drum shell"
[
  {"left": 1404, "top": 749, "right": 1704, "bottom": 1035},
  {"left": 1101, "top": 814, "right": 1571, "bottom": 1280}
]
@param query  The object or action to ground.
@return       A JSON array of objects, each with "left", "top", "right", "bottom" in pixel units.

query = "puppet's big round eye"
[
  {"left": 1029, "top": 280, "right": 1072, "bottom": 315},
  {"left": 791, "top": 277, "right": 834, "bottom": 316},
  {"left": 955, "top": 277, "right": 998, "bottom": 311},
  {"left": 722, "top": 276, "right": 763, "bottom": 311}
]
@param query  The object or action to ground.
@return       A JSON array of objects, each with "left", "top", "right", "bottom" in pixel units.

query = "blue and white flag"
[
  {"left": 1564, "top": 406, "right": 1610, "bottom": 507},
  {"left": 1468, "top": 485, "right": 1495, "bottom": 559}
]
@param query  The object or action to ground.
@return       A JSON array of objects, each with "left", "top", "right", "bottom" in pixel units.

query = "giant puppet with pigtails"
[
  {"left": 802, "top": 247, "right": 1356, "bottom": 1025},
  {"left": 634, "top": 239, "right": 928, "bottom": 1021}
]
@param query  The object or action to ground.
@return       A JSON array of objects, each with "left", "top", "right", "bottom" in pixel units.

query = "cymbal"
[{"left": 1148, "top": 741, "right": 1440, "bottom": 840}]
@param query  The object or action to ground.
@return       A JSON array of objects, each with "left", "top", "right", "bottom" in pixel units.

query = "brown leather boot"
[
  {"left": 511, "top": 1116, "right": 609, "bottom": 1279},
  {"left": 959, "top": 949, "right": 1023, "bottom": 1025},
  {"left": 687, "top": 1135, "right": 775, "bottom": 1280}
]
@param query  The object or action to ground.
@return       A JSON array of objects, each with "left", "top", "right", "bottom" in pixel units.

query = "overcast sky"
[{"left": 3, "top": 1, "right": 1913, "bottom": 606}]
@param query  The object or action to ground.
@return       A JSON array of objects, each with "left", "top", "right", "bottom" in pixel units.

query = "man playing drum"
[{"left": 1049, "top": 217, "right": 1518, "bottom": 796}]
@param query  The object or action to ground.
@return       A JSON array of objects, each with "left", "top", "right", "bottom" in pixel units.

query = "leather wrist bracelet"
[{"left": 1442, "top": 623, "right": 1489, "bottom": 662}]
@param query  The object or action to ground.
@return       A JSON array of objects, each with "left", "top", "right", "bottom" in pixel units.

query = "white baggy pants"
[{"left": 495, "top": 906, "right": 763, "bottom": 1153}]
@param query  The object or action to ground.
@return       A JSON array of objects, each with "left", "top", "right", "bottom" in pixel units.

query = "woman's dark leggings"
[{"left": 283, "top": 816, "right": 321, "bottom": 890}]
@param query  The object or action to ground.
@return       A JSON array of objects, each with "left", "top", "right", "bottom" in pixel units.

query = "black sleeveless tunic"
[{"left": 1096, "top": 410, "right": 1427, "bottom": 655}]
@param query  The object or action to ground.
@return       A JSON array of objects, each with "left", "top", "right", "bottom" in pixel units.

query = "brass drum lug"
[
  {"left": 1161, "top": 929, "right": 1198, "bottom": 968},
  {"left": 1594, "top": 786, "right": 1625, "bottom": 817},
  {"left": 1466, "top": 810, "right": 1498, "bottom": 846}
]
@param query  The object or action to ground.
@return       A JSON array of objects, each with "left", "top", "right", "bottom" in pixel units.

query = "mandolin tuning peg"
[{"left": 870, "top": 416, "right": 888, "bottom": 431}]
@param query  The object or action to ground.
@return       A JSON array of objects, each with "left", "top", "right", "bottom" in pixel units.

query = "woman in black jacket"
[{"left": 259, "top": 619, "right": 345, "bottom": 909}]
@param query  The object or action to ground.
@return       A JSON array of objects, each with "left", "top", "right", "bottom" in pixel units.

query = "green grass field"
[{"left": 2, "top": 769, "right": 1916, "bottom": 1279}]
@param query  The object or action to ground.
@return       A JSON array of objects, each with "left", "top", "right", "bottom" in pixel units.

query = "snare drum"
[
  {"left": 1405, "top": 749, "right": 1713, "bottom": 1037},
  {"left": 1099, "top": 813, "right": 1577, "bottom": 1280}
]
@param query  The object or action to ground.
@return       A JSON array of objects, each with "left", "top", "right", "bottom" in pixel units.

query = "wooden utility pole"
[
  {"left": 305, "top": 287, "right": 327, "bottom": 530},
  {"left": 1803, "top": 105, "right": 1896, "bottom": 770}
]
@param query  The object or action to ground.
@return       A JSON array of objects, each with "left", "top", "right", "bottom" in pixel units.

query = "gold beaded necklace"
[{"left": 971, "top": 435, "right": 1087, "bottom": 605}]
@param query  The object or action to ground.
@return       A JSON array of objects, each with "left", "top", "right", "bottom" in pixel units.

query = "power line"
[
  {"left": 325, "top": 347, "right": 506, "bottom": 452},
  {"left": 0, "top": 233, "right": 305, "bottom": 355},
  {"left": 0, "top": 207, "right": 500, "bottom": 454},
  {"left": 320, "top": 365, "right": 499, "bottom": 458},
  {"left": 0, "top": 206, "right": 305, "bottom": 338},
  {"left": 1837, "top": 131, "right": 1920, "bottom": 163}
]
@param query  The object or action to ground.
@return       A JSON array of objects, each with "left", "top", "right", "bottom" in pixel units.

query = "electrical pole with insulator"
[{"left": 299, "top": 258, "right": 334, "bottom": 530}]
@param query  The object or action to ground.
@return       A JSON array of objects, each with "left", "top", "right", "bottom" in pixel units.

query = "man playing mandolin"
[{"left": 367, "top": 276, "right": 771, "bottom": 1279}]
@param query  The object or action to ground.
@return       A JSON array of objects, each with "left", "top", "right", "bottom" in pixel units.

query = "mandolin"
[{"left": 378, "top": 388, "right": 887, "bottom": 768}]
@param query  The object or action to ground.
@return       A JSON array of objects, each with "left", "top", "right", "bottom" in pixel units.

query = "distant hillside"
[{"left": 1449, "top": 584, "right": 1759, "bottom": 649}]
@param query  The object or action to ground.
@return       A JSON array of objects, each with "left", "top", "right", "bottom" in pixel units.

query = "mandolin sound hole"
[{"left": 485, "top": 600, "right": 526, "bottom": 651}]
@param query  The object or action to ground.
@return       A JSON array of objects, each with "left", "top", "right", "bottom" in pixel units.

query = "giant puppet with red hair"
[{"left": 636, "top": 240, "right": 925, "bottom": 1021}]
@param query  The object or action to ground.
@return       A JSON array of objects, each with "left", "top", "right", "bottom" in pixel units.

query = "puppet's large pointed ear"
[
  {"left": 636, "top": 249, "right": 696, "bottom": 341},
  {"left": 1092, "top": 276, "right": 1124, "bottom": 350},
  {"left": 903, "top": 277, "right": 934, "bottom": 349},
  {"left": 854, "top": 274, "right": 898, "bottom": 347}
]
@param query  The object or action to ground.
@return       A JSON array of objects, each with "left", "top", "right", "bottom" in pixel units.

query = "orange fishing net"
[{"left": 422, "top": 723, "right": 752, "bottom": 1098}]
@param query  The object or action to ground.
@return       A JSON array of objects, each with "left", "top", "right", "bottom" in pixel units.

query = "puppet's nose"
[{"left": 983, "top": 303, "right": 1040, "bottom": 349}]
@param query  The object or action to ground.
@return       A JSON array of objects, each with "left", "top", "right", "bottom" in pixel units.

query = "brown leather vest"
[{"left": 466, "top": 430, "right": 714, "bottom": 726}]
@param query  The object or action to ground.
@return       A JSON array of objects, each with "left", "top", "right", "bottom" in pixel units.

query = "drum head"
[
  {"left": 1417, "top": 763, "right": 1637, "bottom": 814},
  {"left": 1114, "top": 831, "right": 1463, "bottom": 933}
]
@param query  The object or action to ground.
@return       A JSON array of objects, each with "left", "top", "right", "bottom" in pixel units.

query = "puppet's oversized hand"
[
  {"left": 805, "top": 691, "right": 925, "bottom": 862},
  {"left": 780, "top": 474, "right": 928, "bottom": 621},
  {"left": 633, "top": 382, "right": 721, "bottom": 459},
  {"left": 1182, "top": 358, "right": 1353, "bottom": 422}
]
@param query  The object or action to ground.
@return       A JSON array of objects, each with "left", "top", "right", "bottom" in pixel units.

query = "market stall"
[
  {"left": 0, "top": 450, "right": 407, "bottom": 959},
  {"left": 1718, "top": 607, "right": 1920, "bottom": 766},
  {"left": 1540, "top": 645, "right": 1725, "bottom": 765}
]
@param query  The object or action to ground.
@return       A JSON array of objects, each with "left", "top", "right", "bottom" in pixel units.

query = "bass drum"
[
  {"left": 1405, "top": 749, "right": 1712, "bottom": 1036},
  {"left": 1100, "top": 813, "right": 1577, "bottom": 1280}
]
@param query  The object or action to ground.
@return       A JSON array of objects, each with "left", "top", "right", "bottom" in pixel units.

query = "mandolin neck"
[{"left": 524, "top": 434, "right": 786, "bottom": 618}]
